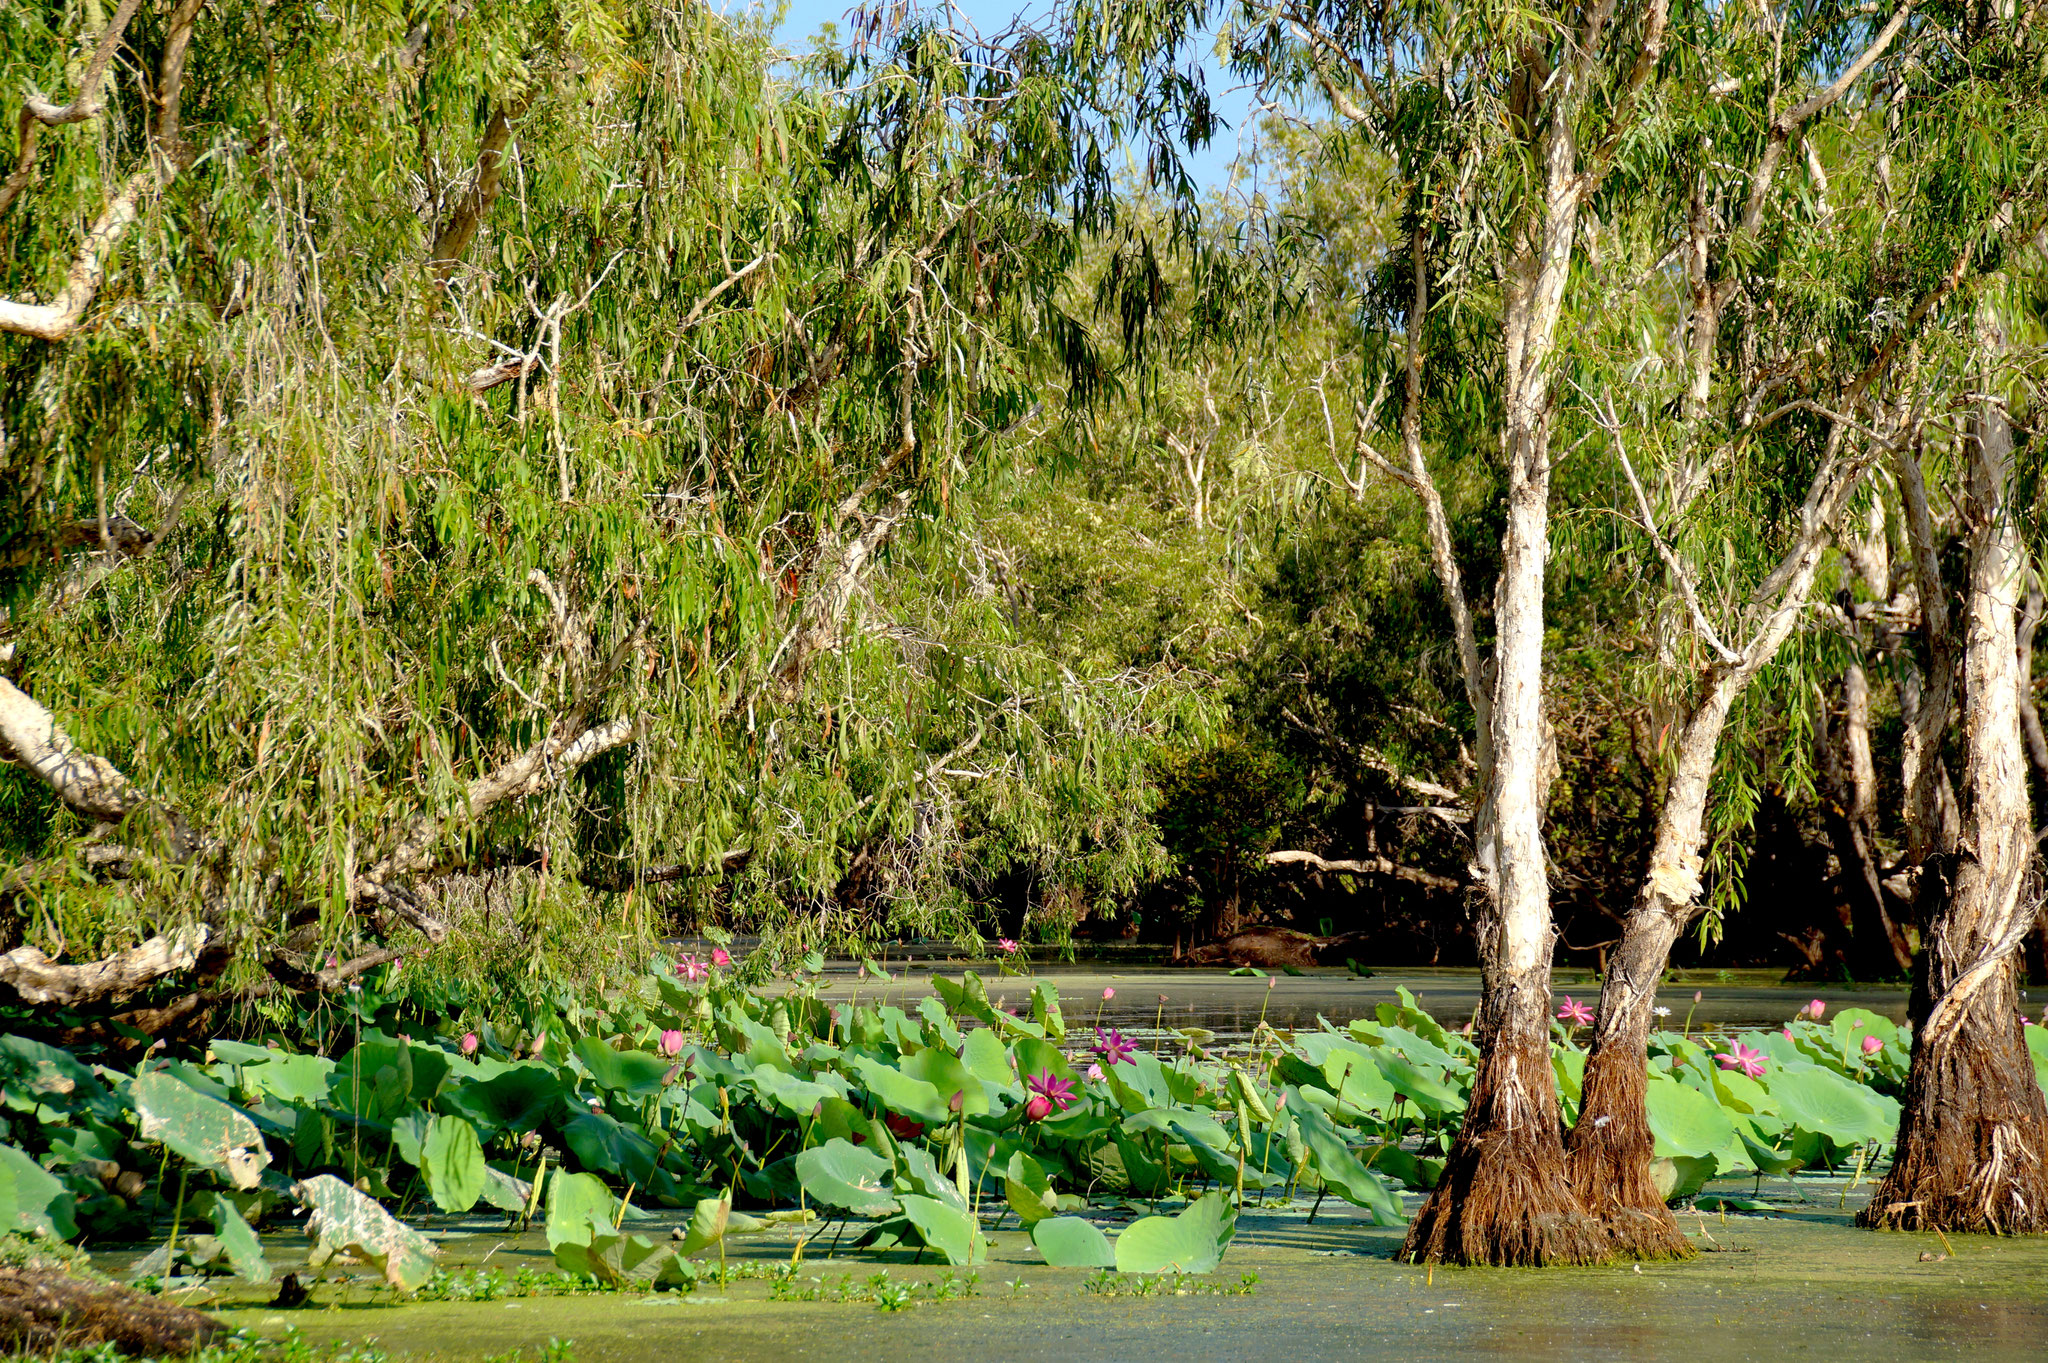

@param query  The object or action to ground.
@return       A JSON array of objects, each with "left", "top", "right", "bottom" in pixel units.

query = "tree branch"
[
  {"left": 0, "top": 0, "right": 145, "bottom": 220},
  {"left": 0, "top": 926, "right": 209, "bottom": 1006},
  {"left": 1265, "top": 849, "right": 1462, "bottom": 891}
]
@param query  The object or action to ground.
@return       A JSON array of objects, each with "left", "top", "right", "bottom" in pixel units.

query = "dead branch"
[
  {"left": 0, "top": 926, "right": 209, "bottom": 1006},
  {"left": 1265, "top": 848, "right": 1462, "bottom": 891},
  {"left": 0, "top": 674, "right": 149, "bottom": 822}
]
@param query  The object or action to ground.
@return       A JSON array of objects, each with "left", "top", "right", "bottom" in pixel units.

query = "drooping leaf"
[
  {"left": 899, "top": 1193, "right": 984, "bottom": 1264},
  {"left": 294, "top": 1174, "right": 438, "bottom": 1292},
  {"left": 131, "top": 1070, "right": 271, "bottom": 1189},
  {"left": 423, "top": 1114, "right": 487, "bottom": 1213},
  {"left": 197, "top": 1191, "right": 270, "bottom": 1284},
  {"left": 1288, "top": 1090, "right": 1404, "bottom": 1222}
]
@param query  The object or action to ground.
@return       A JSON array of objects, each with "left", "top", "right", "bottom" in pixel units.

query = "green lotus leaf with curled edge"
[
  {"left": 1113, "top": 1190, "right": 1236, "bottom": 1274},
  {"left": 1031, "top": 1215, "right": 1115, "bottom": 1267},
  {"left": 793, "top": 1137, "right": 898, "bottom": 1215},
  {"left": 131, "top": 1069, "right": 271, "bottom": 1189}
]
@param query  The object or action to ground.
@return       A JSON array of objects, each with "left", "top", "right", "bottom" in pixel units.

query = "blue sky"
[{"left": 756, "top": 0, "right": 1269, "bottom": 194}]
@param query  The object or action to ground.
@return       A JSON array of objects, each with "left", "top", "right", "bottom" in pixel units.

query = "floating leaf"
[
  {"left": 1114, "top": 1190, "right": 1235, "bottom": 1274},
  {"left": 294, "top": 1174, "right": 437, "bottom": 1292},
  {"left": 1031, "top": 1215, "right": 1115, "bottom": 1267}
]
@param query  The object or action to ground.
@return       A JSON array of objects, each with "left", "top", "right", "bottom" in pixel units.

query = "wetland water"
[
  {"left": 808, "top": 963, "right": 1931, "bottom": 1041},
  {"left": 207, "top": 1180, "right": 2048, "bottom": 1362}
]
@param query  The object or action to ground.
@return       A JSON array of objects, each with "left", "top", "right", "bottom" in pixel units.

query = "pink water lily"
[
  {"left": 1718, "top": 1041, "right": 1767, "bottom": 1079},
  {"left": 1861, "top": 1034, "right": 1884, "bottom": 1056},
  {"left": 995, "top": 938, "right": 1020, "bottom": 955},
  {"left": 1557, "top": 997, "right": 1594, "bottom": 1028},
  {"left": 460, "top": 1032, "right": 479, "bottom": 1056},
  {"left": 659, "top": 1028, "right": 685, "bottom": 1057}
]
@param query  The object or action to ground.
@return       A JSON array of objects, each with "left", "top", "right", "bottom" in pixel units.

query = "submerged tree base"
[
  {"left": 1567, "top": 1046, "right": 1695, "bottom": 1261},
  {"left": 1858, "top": 989, "right": 2048, "bottom": 1235},
  {"left": 1401, "top": 1036, "right": 1612, "bottom": 1267}
]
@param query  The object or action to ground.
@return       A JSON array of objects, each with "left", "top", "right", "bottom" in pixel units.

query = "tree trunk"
[
  {"left": 1400, "top": 73, "right": 1605, "bottom": 1265},
  {"left": 1861, "top": 314, "right": 2048, "bottom": 1235},
  {"left": 1565, "top": 688, "right": 1733, "bottom": 1259},
  {"left": 1821, "top": 664, "right": 1915, "bottom": 977},
  {"left": 1567, "top": 411, "right": 1872, "bottom": 1254}
]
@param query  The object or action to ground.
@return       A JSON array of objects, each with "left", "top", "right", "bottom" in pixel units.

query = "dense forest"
[{"left": 2, "top": 0, "right": 2046, "bottom": 1272}]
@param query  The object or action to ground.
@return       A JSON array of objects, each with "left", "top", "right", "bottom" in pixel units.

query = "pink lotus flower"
[
  {"left": 711, "top": 947, "right": 731, "bottom": 967},
  {"left": 676, "top": 954, "right": 707, "bottom": 983},
  {"left": 1717, "top": 1042, "right": 1767, "bottom": 1079},
  {"left": 1023, "top": 1070, "right": 1076, "bottom": 1121},
  {"left": 1783, "top": 1027, "right": 1796, "bottom": 1040},
  {"left": 460, "top": 1032, "right": 480, "bottom": 1056},
  {"left": 884, "top": 1112, "right": 925, "bottom": 1139},
  {"left": 1086, "top": 1063, "right": 1105, "bottom": 1081},
  {"left": 1093, "top": 1027, "right": 1137, "bottom": 1066},
  {"left": 530, "top": 1034, "right": 548, "bottom": 1057},
  {"left": 1102, "top": 987, "right": 1115, "bottom": 1000},
  {"left": 1807, "top": 999, "right": 1826, "bottom": 1020},
  {"left": 1557, "top": 997, "right": 1594, "bottom": 1028},
  {"left": 996, "top": 938, "right": 1019, "bottom": 955},
  {"left": 1861, "top": 1035, "right": 1884, "bottom": 1056},
  {"left": 659, "top": 1028, "right": 685, "bottom": 1057}
]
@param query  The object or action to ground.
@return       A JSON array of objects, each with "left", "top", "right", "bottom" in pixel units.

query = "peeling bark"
[
  {"left": 1570, "top": 415, "right": 1877, "bottom": 1252},
  {"left": 1862, "top": 312, "right": 2048, "bottom": 1235}
]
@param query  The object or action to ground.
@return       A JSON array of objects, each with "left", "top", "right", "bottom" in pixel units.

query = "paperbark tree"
[{"left": 1861, "top": 302, "right": 2048, "bottom": 1234}]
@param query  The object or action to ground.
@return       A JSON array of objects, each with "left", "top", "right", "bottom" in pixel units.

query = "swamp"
[{"left": 3, "top": 0, "right": 2048, "bottom": 1359}]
